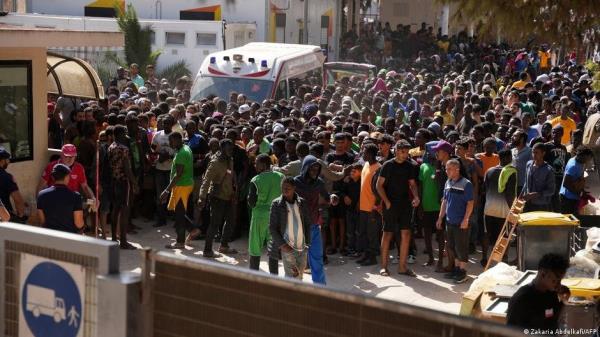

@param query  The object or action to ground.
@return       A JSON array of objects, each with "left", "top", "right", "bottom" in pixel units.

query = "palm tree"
[{"left": 114, "top": 3, "right": 161, "bottom": 77}]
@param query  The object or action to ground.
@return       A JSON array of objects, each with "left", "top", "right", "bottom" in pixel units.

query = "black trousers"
[
  {"left": 204, "top": 197, "right": 234, "bottom": 252},
  {"left": 358, "top": 211, "right": 382, "bottom": 256},
  {"left": 560, "top": 195, "right": 578, "bottom": 215}
]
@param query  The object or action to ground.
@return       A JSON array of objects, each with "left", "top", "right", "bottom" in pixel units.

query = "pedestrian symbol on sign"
[{"left": 20, "top": 260, "right": 83, "bottom": 337}]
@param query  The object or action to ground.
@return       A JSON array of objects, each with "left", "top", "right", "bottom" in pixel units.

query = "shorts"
[
  {"left": 249, "top": 212, "right": 271, "bottom": 257},
  {"left": 447, "top": 225, "right": 469, "bottom": 263},
  {"left": 111, "top": 182, "right": 130, "bottom": 208},
  {"left": 167, "top": 185, "right": 193, "bottom": 211},
  {"left": 382, "top": 204, "right": 412, "bottom": 233},
  {"left": 421, "top": 211, "right": 439, "bottom": 231},
  {"left": 99, "top": 183, "right": 112, "bottom": 213},
  {"left": 329, "top": 203, "right": 345, "bottom": 218}
]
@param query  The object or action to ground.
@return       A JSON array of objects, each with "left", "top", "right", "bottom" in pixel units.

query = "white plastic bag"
[
  {"left": 469, "top": 262, "right": 523, "bottom": 294},
  {"left": 586, "top": 227, "right": 600, "bottom": 251}
]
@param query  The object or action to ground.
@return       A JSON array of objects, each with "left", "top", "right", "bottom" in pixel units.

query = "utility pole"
[{"left": 303, "top": 0, "right": 309, "bottom": 44}]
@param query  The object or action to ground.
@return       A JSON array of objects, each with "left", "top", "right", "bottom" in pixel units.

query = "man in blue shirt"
[
  {"left": 560, "top": 146, "right": 594, "bottom": 215},
  {"left": 523, "top": 143, "right": 555, "bottom": 212},
  {"left": 436, "top": 159, "right": 474, "bottom": 284},
  {"left": 37, "top": 164, "right": 84, "bottom": 233},
  {"left": 511, "top": 130, "right": 532, "bottom": 193}
]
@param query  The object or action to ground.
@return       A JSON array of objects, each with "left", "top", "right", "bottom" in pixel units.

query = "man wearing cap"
[
  {"left": 37, "top": 144, "right": 96, "bottom": 209},
  {"left": 36, "top": 164, "right": 84, "bottom": 233},
  {"left": 0, "top": 148, "right": 26, "bottom": 222}
]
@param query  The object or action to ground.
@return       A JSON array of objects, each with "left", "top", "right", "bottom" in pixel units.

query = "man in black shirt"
[
  {"left": 325, "top": 133, "right": 355, "bottom": 255},
  {"left": 0, "top": 148, "right": 26, "bottom": 222},
  {"left": 507, "top": 253, "right": 570, "bottom": 332},
  {"left": 545, "top": 126, "right": 569, "bottom": 212},
  {"left": 376, "top": 140, "right": 420, "bottom": 277},
  {"left": 36, "top": 164, "right": 84, "bottom": 233}
]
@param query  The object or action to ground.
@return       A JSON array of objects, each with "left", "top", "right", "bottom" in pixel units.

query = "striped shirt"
[{"left": 284, "top": 201, "right": 305, "bottom": 251}]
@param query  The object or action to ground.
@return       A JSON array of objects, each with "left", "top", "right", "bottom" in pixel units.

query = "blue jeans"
[{"left": 308, "top": 224, "right": 326, "bottom": 285}]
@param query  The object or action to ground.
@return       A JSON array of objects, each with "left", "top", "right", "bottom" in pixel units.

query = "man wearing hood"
[{"left": 294, "top": 155, "right": 337, "bottom": 285}]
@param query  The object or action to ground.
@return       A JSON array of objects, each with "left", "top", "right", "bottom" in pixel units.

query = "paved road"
[
  {"left": 119, "top": 222, "right": 484, "bottom": 314},
  {"left": 118, "top": 170, "right": 600, "bottom": 315}
]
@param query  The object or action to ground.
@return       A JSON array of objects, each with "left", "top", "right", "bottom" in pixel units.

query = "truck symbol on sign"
[{"left": 26, "top": 284, "right": 66, "bottom": 323}]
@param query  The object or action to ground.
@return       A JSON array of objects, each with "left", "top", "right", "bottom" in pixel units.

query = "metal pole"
[
  {"left": 303, "top": 0, "right": 309, "bottom": 44},
  {"left": 140, "top": 248, "right": 153, "bottom": 337}
]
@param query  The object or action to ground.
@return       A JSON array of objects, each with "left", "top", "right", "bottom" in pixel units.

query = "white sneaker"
[
  {"left": 391, "top": 256, "right": 399, "bottom": 264},
  {"left": 408, "top": 255, "right": 416, "bottom": 265}
]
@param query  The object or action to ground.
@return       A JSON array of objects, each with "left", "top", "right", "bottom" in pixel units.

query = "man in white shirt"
[{"left": 151, "top": 114, "right": 175, "bottom": 227}]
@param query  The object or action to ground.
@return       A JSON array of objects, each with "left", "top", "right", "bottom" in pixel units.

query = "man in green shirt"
[
  {"left": 161, "top": 132, "right": 194, "bottom": 249},
  {"left": 248, "top": 154, "right": 284, "bottom": 274},
  {"left": 419, "top": 149, "right": 442, "bottom": 269}
]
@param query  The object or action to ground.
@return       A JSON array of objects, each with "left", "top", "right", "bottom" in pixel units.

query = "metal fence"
[{"left": 150, "top": 252, "right": 523, "bottom": 337}]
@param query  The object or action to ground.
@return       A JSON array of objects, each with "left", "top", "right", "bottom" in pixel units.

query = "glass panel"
[
  {"left": 0, "top": 61, "right": 33, "bottom": 161},
  {"left": 165, "top": 32, "right": 185, "bottom": 45},
  {"left": 196, "top": 33, "right": 217, "bottom": 46},
  {"left": 191, "top": 77, "right": 273, "bottom": 103}
]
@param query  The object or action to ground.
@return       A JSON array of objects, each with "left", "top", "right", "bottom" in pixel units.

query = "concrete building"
[{"left": 26, "top": 0, "right": 342, "bottom": 60}]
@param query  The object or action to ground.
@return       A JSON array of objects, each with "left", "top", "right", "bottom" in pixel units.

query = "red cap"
[{"left": 61, "top": 144, "right": 77, "bottom": 157}]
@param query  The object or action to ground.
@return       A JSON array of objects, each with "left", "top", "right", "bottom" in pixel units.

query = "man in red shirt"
[{"left": 37, "top": 144, "right": 96, "bottom": 206}]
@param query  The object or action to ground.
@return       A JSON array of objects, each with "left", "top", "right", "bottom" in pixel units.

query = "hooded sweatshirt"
[{"left": 294, "top": 155, "right": 329, "bottom": 225}]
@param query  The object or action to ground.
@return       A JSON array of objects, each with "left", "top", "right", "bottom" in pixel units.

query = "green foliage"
[
  {"left": 156, "top": 60, "right": 192, "bottom": 85},
  {"left": 439, "top": 0, "right": 600, "bottom": 48},
  {"left": 114, "top": 3, "right": 161, "bottom": 77},
  {"left": 585, "top": 60, "right": 600, "bottom": 92}
]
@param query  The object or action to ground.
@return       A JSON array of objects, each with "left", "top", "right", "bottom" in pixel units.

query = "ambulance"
[{"left": 190, "top": 43, "right": 325, "bottom": 102}]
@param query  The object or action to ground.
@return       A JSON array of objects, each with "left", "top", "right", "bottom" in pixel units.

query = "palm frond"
[{"left": 156, "top": 60, "right": 192, "bottom": 85}]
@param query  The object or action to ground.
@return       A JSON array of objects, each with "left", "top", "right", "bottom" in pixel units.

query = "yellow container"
[
  {"left": 562, "top": 278, "right": 600, "bottom": 299},
  {"left": 518, "top": 212, "right": 580, "bottom": 227}
]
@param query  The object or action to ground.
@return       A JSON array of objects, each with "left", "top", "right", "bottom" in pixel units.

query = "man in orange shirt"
[
  {"left": 476, "top": 138, "right": 500, "bottom": 175},
  {"left": 550, "top": 105, "right": 577, "bottom": 145},
  {"left": 356, "top": 143, "right": 381, "bottom": 266}
]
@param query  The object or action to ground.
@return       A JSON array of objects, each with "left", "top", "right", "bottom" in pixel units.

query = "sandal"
[
  {"left": 398, "top": 269, "right": 417, "bottom": 277},
  {"left": 379, "top": 268, "right": 390, "bottom": 277}
]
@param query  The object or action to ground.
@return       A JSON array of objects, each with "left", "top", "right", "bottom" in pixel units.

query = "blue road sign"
[{"left": 21, "top": 261, "right": 82, "bottom": 337}]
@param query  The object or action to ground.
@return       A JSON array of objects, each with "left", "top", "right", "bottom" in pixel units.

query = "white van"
[{"left": 190, "top": 42, "right": 325, "bottom": 102}]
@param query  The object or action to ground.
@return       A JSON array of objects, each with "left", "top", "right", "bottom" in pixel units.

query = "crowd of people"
[{"left": 0, "top": 33, "right": 598, "bottom": 286}]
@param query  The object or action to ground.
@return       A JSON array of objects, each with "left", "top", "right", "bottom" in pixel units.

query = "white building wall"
[
  {"left": 0, "top": 13, "right": 255, "bottom": 74},
  {"left": 28, "top": 0, "right": 268, "bottom": 42}
]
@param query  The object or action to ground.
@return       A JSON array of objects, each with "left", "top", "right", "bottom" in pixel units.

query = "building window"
[
  {"left": 0, "top": 61, "right": 33, "bottom": 162},
  {"left": 150, "top": 30, "right": 156, "bottom": 45},
  {"left": 275, "top": 13, "right": 286, "bottom": 43},
  {"left": 165, "top": 32, "right": 186, "bottom": 46},
  {"left": 196, "top": 33, "right": 217, "bottom": 46}
]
